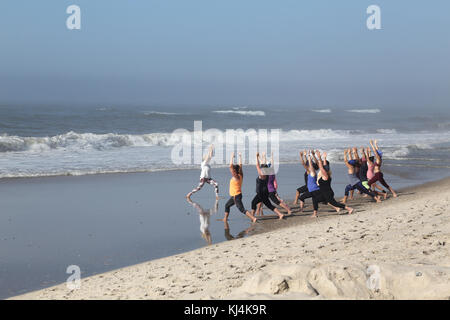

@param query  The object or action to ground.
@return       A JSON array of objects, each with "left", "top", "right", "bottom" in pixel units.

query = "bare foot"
[
  {"left": 348, "top": 208, "right": 354, "bottom": 215},
  {"left": 393, "top": 192, "right": 398, "bottom": 198},
  {"left": 287, "top": 210, "right": 293, "bottom": 216},
  {"left": 252, "top": 217, "right": 257, "bottom": 223},
  {"left": 375, "top": 196, "right": 381, "bottom": 203},
  {"left": 310, "top": 214, "right": 318, "bottom": 218},
  {"left": 383, "top": 192, "right": 388, "bottom": 200},
  {"left": 335, "top": 207, "right": 341, "bottom": 213},
  {"left": 278, "top": 214, "right": 284, "bottom": 220}
]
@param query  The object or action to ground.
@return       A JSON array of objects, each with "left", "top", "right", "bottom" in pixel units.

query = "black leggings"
[
  {"left": 320, "top": 191, "right": 346, "bottom": 209},
  {"left": 296, "top": 185, "right": 308, "bottom": 194},
  {"left": 310, "top": 190, "right": 325, "bottom": 211},
  {"left": 268, "top": 192, "right": 281, "bottom": 205},
  {"left": 299, "top": 190, "right": 313, "bottom": 202},
  {"left": 225, "top": 194, "right": 247, "bottom": 214},
  {"left": 251, "top": 193, "right": 276, "bottom": 211}
]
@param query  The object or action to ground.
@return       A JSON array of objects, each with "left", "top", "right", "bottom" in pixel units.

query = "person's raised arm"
[
  {"left": 309, "top": 150, "right": 318, "bottom": 165},
  {"left": 374, "top": 139, "right": 380, "bottom": 151},
  {"left": 300, "top": 151, "right": 308, "bottom": 171},
  {"left": 308, "top": 153, "right": 316, "bottom": 177},
  {"left": 311, "top": 150, "right": 318, "bottom": 166},
  {"left": 229, "top": 152, "right": 235, "bottom": 175},
  {"left": 322, "top": 151, "right": 330, "bottom": 167},
  {"left": 257, "top": 152, "right": 263, "bottom": 165},
  {"left": 365, "top": 147, "right": 373, "bottom": 165},
  {"left": 362, "top": 147, "right": 368, "bottom": 161},
  {"left": 315, "top": 150, "right": 328, "bottom": 179},
  {"left": 344, "top": 149, "right": 352, "bottom": 169},
  {"left": 256, "top": 152, "right": 263, "bottom": 177},
  {"left": 209, "top": 144, "right": 214, "bottom": 159},
  {"left": 238, "top": 152, "right": 243, "bottom": 175},
  {"left": 353, "top": 147, "right": 360, "bottom": 163},
  {"left": 370, "top": 141, "right": 381, "bottom": 165},
  {"left": 205, "top": 144, "right": 214, "bottom": 163}
]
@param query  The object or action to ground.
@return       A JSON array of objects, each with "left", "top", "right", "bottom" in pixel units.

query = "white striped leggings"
[{"left": 190, "top": 178, "right": 219, "bottom": 196}]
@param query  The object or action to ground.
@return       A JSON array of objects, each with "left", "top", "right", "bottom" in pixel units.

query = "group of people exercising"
[{"left": 186, "top": 140, "right": 397, "bottom": 223}]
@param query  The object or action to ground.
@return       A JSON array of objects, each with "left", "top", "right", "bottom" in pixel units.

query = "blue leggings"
[{"left": 345, "top": 182, "right": 376, "bottom": 198}]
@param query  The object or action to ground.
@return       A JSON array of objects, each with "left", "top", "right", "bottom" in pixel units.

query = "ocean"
[{"left": 1, "top": 104, "right": 450, "bottom": 178}]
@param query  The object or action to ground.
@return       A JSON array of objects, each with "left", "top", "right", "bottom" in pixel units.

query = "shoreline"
[
  {"left": 10, "top": 176, "right": 450, "bottom": 300},
  {"left": 2, "top": 158, "right": 449, "bottom": 181}
]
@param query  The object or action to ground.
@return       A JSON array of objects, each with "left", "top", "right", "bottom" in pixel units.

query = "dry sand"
[{"left": 10, "top": 178, "right": 450, "bottom": 300}]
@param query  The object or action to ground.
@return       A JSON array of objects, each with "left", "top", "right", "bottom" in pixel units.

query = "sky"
[{"left": 0, "top": 0, "right": 449, "bottom": 108}]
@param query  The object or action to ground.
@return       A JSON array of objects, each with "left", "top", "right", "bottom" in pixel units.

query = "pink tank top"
[{"left": 367, "top": 162, "right": 375, "bottom": 180}]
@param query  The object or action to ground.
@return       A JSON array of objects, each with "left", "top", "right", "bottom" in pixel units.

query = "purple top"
[{"left": 267, "top": 175, "right": 276, "bottom": 193}]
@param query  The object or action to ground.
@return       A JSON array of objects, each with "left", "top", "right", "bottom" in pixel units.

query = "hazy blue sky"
[{"left": 0, "top": 0, "right": 449, "bottom": 108}]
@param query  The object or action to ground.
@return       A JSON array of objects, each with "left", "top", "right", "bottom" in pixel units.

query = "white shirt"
[
  {"left": 199, "top": 213, "right": 210, "bottom": 234},
  {"left": 200, "top": 159, "right": 211, "bottom": 179}
]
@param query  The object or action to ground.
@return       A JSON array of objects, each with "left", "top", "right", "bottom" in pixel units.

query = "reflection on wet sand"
[
  {"left": 186, "top": 198, "right": 219, "bottom": 245},
  {"left": 223, "top": 220, "right": 254, "bottom": 241}
]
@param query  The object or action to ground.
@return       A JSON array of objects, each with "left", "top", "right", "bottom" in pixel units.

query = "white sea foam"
[
  {"left": 213, "top": 110, "right": 266, "bottom": 116},
  {"left": 0, "top": 131, "right": 177, "bottom": 153},
  {"left": 311, "top": 109, "right": 332, "bottom": 113},
  {"left": 1, "top": 129, "right": 449, "bottom": 178},
  {"left": 0, "top": 129, "right": 442, "bottom": 154},
  {"left": 406, "top": 143, "right": 433, "bottom": 150},
  {"left": 142, "top": 111, "right": 182, "bottom": 116},
  {"left": 346, "top": 109, "right": 381, "bottom": 114},
  {"left": 280, "top": 129, "right": 350, "bottom": 141},
  {"left": 376, "top": 129, "right": 397, "bottom": 134}
]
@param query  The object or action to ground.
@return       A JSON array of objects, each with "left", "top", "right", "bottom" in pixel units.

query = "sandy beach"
[{"left": 11, "top": 176, "right": 450, "bottom": 300}]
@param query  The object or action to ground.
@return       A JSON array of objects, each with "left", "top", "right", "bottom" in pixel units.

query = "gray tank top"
[{"left": 348, "top": 172, "right": 360, "bottom": 186}]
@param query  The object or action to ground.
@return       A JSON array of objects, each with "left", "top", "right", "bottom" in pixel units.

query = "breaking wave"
[
  {"left": 311, "top": 109, "right": 332, "bottom": 113},
  {"left": 346, "top": 109, "right": 381, "bottom": 114},
  {"left": 212, "top": 110, "right": 266, "bottom": 116}
]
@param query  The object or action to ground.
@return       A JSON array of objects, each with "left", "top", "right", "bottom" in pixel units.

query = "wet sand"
[{"left": 10, "top": 176, "right": 450, "bottom": 300}]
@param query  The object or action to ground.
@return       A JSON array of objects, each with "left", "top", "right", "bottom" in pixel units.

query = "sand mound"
[{"left": 229, "top": 262, "right": 450, "bottom": 300}]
